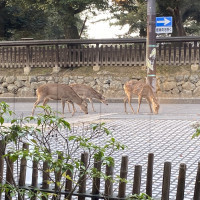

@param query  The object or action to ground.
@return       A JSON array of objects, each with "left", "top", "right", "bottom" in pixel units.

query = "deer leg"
[
  {"left": 67, "top": 101, "right": 75, "bottom": 116},
  {"left": 42, "top": 98, "right": 50, "bottom": 115},
  {"left": 124, "top": 96, "right": 128, "bottom": 113},
  {"left": 89, "top": 98, "right": 95, "bottom": 112},
  {"left": 146, "top": 97, "right": 153, "bottom": 113},
  {"left": 67, "top": 101, "right": 77, "bottom": 113},
  {"left": 71, "top": 102, "right": 76, "bottom": 116},
  {"left": 67, "top": 102, "right": 71, "bottom": 113},
  {"left": 32, "top": 98, "right": 43, "bottom": 116},
  {"left": 137, "top": 95, "right": 142, "bottom": 114},
  {"left": 43, "top": 98, "right": 49, "bottom": 106},
  {"left": 61, "top": 99, "right": 66, "bottom": 116},
  {"left": 127, "top": 94, "right": 134, "bottom": 114}
]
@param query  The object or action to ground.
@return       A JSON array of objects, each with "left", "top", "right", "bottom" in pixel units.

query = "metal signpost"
[{"left": 146, "top": 0, "right": 157, "bottom": 93}]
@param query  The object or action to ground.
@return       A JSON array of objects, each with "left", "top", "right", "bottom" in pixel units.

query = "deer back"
[
  {"left": 37, "top": 83, "right": 84, "bottom": 105},
  {"left": 70, "top": 84, "right": 104, "bottom": 100}
]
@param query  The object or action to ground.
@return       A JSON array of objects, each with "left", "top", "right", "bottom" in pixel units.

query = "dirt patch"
[{"left": 0, "top": 65, "right": 195, "bottom": 77}]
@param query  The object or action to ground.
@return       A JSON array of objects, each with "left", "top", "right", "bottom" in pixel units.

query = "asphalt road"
[{"left": 6, "top": 101, "right": 200, "bottom": 122}]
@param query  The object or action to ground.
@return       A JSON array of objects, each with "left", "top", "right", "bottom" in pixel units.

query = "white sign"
[{"left": 156, "top": 27, "right": 173, "bottom": 34}]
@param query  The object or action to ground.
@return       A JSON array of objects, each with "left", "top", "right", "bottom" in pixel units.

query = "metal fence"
[{"left": 0, "top": 36, "right": 200, "bottom": 68}]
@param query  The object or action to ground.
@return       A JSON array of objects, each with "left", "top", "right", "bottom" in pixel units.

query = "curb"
[{"left": 1, "top": 97, "right": 200, "bottom": 104}]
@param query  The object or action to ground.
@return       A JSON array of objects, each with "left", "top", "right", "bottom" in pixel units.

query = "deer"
[
  {"left": 32, "top": 83, "right": 88, "bottom": 116},
  {"left": 69, "top": 84, "right": 108, "bottom": 112},
  {"left": 124, "top": 80, "right": 160, "bottom": 114}
]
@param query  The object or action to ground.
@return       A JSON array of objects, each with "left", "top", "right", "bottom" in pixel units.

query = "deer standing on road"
[
  {"left": 70, "top": 84, "right": 108, "bottom": 112},
  {"left": 32, "top": 83, "right": 88, "bottom": 116},
  {"left": 124, "top": 80, "right": 160, "bottom": 114}
]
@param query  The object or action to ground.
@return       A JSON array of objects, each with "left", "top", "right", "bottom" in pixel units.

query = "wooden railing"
[
  {"left": 0, "top": 141, "right": 200, "bottom": 200},
  {"left": 0, "top": 36, "right": 200, "bottom": 68}
]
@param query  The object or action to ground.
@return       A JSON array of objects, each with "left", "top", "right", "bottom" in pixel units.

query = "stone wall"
[{"left": 0, "top": 74, "right": 200, "bottom": 98}]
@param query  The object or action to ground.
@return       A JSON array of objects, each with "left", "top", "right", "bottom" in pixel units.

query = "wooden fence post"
[
  {"left": 41, "top": 160, "right": 49, "bottom": 200},
  {"left": 53, "top": 152, "right": 63, "bottom": 200},
  {"left": 24, "top": 44, "right": 32, "bottom": 74},
  {"left": 18, "top": 143, "right": 29, "bottom": 200},
  {"left": 31, "top": 160, "right": 38, "bottom": 200},
  {"left": 118, "top": 155, "right": 128, "bottom": 198},
  {"left": 161, "top": 162, "right": 171, "bottom": 200},
  {"left": 132, "top": 165, "right": 142, "bottom": 195},
  {"left": 193, "top": 162, "right": 200, "bottom": 200},
  {"left": 104, "top": 161, "right": 114, "bottom": 197},
  {"left": 31, "top": 160, "right": 38, "bottom": 187},
  {"left": 146, "top": 153, "right": 154, "bottom": 197},
  {"left": 93, "top": 43, "right": 100, "bottom": 71},
  {"left": 65, "top": 169, "right": 73, "bottom": 200},
  {"left": 78, "top": 152, "right": 89, "bottom": 200},
  {"left": 176, "top": 163, "right": 186, "bottom": 200},
  {"left": 92, "top": 159, "right": 102, "bottom": 200},
  {"left": 0, "top": 140, "right": 5, "bottom": 200},
  {"left": 5, "top": 152, "right": 14, "bottom": 200}
]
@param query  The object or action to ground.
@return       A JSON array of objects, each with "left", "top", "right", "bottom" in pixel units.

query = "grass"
[{"left": 0, "top": 65, "right": 195, "bottom": 77}]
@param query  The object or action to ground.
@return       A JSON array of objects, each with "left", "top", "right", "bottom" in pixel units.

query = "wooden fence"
[
  {"left": 0, "top": 142, "right": 200, "bottom": 200},
  {"left": 0, "top": 36, "right": 200, "bottom": 68}
]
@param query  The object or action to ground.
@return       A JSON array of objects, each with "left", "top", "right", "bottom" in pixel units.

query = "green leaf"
[
  {"left": 31, "top": 139, "right": 38, "bottom": 145},
  {"left": 0, "top": 116, "right": 4, "bottom": 125}
]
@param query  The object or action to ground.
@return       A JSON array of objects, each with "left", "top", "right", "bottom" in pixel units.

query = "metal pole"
[{"left": 146, "top": 0, "right": 156, "bottom": 92}]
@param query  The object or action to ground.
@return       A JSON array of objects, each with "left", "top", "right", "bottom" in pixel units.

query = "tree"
[
  {"left": 111, "top": 0, "right": 200, "bottom": 37},
  {"left": 0, "top": 102, "right": 126, "bottom": 199},
  {"left": 4, "top": 0, "right": 111, "bottom": 39},
  {"left": 0, "top": 0, "right": 48, "bottom": 40}
]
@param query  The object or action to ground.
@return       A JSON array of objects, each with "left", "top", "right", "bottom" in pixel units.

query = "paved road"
[{"left": 4, "top": 102, "right": 200, "bottom": 199}]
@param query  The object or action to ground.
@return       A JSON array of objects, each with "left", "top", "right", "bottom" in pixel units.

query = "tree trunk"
[
  {"left": 61, "top": 9, "right": 80, "bottom": 39},
  {"left": 167, "top": 6, "right": 186, "bottom": 36}
]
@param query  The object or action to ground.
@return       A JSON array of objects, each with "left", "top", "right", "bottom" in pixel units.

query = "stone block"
[
  {"left": 31, "top": 81, "right": 46, "bottom": 89},
  {"left": 24, "top": 66, "right": 31, "bottom": 75},
  {"left": 18, "top": 87, "right": 34, "bottom": 97},
  {"left": 191, "top": 64, "right": 199, "bottom": 72},
  {"left": 52, "top": 66, "right": 61, "bottom": 74},
  {"left": 29, "top": 76, "right": 37, "bottom": 83},
  {"left": 6, "top": 76, "right": 15, "bottom": 84},
  {"left": 93, "top": 65, "right": 100, "bottom": 71},
  {"left": 182, "top": 82, "right": 195, "bottom": 91},
  {"left": 193, "top": 86, "right": 200, "bottom": 97},
  {"left": 161, "top": 82, "right": 176, "bottom": 91},
  {"left": 14, "top": 80, "right": 24, "bottom": 88},
  {"left": 189, "top": 74, "right": 199, "bottom": 83}
]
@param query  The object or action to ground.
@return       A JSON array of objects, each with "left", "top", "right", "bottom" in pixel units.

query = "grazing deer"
[
  {"left": 70, "top": 84, "right": 108, "bottom": 112},
  {"left": 32, "top": 83, "right": 88, "bottom": 116},
  {"left": 124, "top": 80, "right": 160, "bottom": 114}
]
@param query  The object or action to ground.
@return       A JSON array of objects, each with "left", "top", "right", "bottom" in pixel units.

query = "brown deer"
[
  {"left": 70, "top": 84, "right": 108, "bottom": 112},
  {"left": 32, "top": 83, "right": 88, "bottom": 116},
  {"left": 124, "top": 80, "right": 160, "bottom": 114}
]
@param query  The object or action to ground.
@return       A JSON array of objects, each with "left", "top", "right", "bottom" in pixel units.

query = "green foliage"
[
  {"left": 1, "top": 0, "right": 111, "bottom": 39},
  {"left": 111, "top": 0, "right": 200, "bottom": 37},
  {"left": 127, "top": 193, "right": 154, "bottom": 200},
  {"left": 191, "top": 121, "right": 200, "bottom": 139},
  {"left": 0, "top": 102, "right": 126, "bottom": 199}
]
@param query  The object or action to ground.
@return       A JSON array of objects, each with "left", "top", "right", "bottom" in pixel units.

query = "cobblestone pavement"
[{"left": 5, "top": 102, "right": 200, "bottom": 199}]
